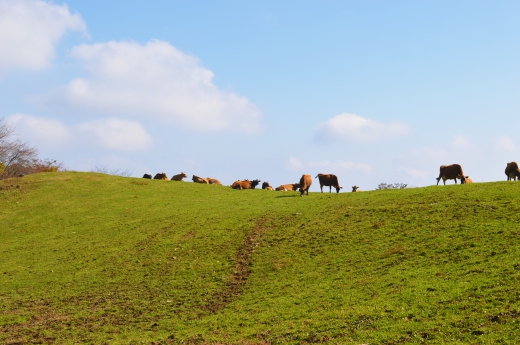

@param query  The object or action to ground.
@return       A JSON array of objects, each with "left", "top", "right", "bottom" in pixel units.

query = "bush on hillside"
[{"left": 376, "top": 182, "right": 408, "bottom": 190}]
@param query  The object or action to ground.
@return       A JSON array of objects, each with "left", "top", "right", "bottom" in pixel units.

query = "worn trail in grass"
[{"left": 1, "top": 172, "right": 520, "bottom": 344}]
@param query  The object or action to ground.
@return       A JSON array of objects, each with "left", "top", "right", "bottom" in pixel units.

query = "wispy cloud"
[
  {"left": 313, "top": 113, "right": 410, "bottom": 143},
  {"left": 7, "top": 114, "right": 152, "bottom": 152},
  {"left": 36, "top": 40, "right": 263, "bottom": 134},
  {"left": 0, "top": 0, "right": 86, "bottom": 71}
]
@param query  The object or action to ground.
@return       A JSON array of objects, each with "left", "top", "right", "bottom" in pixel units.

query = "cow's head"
[
  {"left": 262, "top": 182, "right": 270, "bottom": 189},
  {"left": 459, "top": 175, "right": 467, "bottom": 184},
  {"left": 335, "top": 186, "right": 343, "bottom": 193},
  {"left": 352, "top": 185, "right": 359, "bottom": 192},
  {"left": 251, "top": 179, "right": 261, "bottom": 188}
]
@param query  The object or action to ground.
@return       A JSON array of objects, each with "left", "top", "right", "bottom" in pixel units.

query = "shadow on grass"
[{"left": 275, "top": 194, "right": 300, "bottom": 198}]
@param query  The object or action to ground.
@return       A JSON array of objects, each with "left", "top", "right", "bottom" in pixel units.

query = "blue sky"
[{"left": 1, "top": 0, "right": 520, "bottom": 190}]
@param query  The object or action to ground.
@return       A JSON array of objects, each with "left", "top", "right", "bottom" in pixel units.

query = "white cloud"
[
  {"left": 6, "top": 114, "right": 152, "bottom": 152},
  {"left": 38, "top": 40, "right": 263, "bottom": 134},
  {"left": 313, "top": 113, "right": 410, "bottom": 143},
  {"left": 76, "top": 118, "right": 152, "bottom": 151},
  {"left": 494, "top": 135, "right": 516, "bottom": 152},
  {"left": 0, "top": 0, "right": 86, "bottom": 70},
  {"left": 8, "top": 113, "right": 73, "bottom": 147}
]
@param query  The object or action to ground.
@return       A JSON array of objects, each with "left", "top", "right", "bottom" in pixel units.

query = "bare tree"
[{"left": 0, "top": 118, "right": 39, "bottom": 179}]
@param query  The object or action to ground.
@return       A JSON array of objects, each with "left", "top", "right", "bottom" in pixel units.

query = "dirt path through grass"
[{"left": 202, "top": 216, "right": 270, "bottom": 314}]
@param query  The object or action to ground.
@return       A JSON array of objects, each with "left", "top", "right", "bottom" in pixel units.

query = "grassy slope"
[{"left": 1, "top": 172, "right": 520, "bottom": 344}]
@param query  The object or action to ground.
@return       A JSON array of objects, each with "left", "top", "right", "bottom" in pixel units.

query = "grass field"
[{"left": 1, "top": 172, "right": 520, "bottom": 344}]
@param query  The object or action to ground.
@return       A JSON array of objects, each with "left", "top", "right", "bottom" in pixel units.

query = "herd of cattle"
[{"left": 142, "top": 162, "right": 520, "bottom": 196}]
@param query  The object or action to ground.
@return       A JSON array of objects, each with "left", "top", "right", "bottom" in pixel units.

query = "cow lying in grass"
[
  {"left": 171, "top": 172, "right": 187, "bottom": 181},
  {"left": 275, "top": 183, "right": 300, "bottom": 191},
  {"left": 207, "top": 177, "right": 222, "bottom": 185},
  {"left": 231, "top": 179, "right": 261, "bottom": 189},
  {"left": 153, "top": 172, "right": 168, "bottom": 180},
  {"left": 192, "top": 175, "right": 209, "bottom": 183},
  {"left": 352, "top": 185, "right": 362, "bottom": 192},
  {"left": 262, "top": 182, "right": 274, "bottom": 190}
]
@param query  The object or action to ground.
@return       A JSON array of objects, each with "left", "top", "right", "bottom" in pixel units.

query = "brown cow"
[
  {"left": 352, "top": 185, "right": 362, "bottom": 192},
  {"left": 262, "top": 182, "right": 274, "bottom": 190},
  {"left": 464, "top": 177, "right": 473, "bottom": 184},
  {"left": 505, "top": 162, "right": 520, "bottom": 181},
  {"left": 153, "top": 172, "right": 168, "bottom": 180},
  {"left": 299, "top": 174, "right": 312, "bottom": 196},
  {"left": 436, "top": 164, "right": 467, "bottom": 185},
  {"left": 231, "top": 179, "right": 261, "bottom": 189},
  {"left": 171, "top": 172, "right": 187, "bottom": 181},
  {"left": 315, "top": 173, "right": 342, "bottom": 193},
  {"left": 275, "top": 183, "right": 300, "bottom": 191},
  {"left": 192, "top": 175, "right": 209, "bottom": 184},
  {"left": 206, "top": 177, "right": 222, "bottom": 185},
  {"left": 142, "top": 174, "right": 152, "bottom": 179}
]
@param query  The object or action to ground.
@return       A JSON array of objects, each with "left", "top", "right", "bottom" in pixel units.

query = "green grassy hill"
[{"left": 1, "top": 172, "right": 520, "bottom": 344}]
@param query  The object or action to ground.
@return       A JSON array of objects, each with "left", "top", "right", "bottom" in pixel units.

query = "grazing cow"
[
  {"left": 464, "top": 177, "right": 473, "bottom": 184},
  {"left": 171, "top": 172, "right": 187, "bottom": 181},
  {"left": 206, "top": 177, "right": 222, "bottom": 185},
  {"left": 192, "top": 175, "right": 209, "bottom": 184},
  {"left": 153, "top": 172, "right": 168, "bottom": 180},
  {"left": 299, "top": 174, "right": 312, "bottom": 196},
  {"left": 505, "top": 162, "right": 520, "bottom": 181},
  {"left": 275, "top": 183, "right": 300, "bottom": 191},
  {"left": 231, "top": 179, "right": 261, "bottom": 189},
  {"left": 315, "top": 173, "right": 343, "bottom": 193},
  {"left": 142, "top": 174, "right": 152, "bottom": 179},
  {"left": 262, "top": 182, "right": 274, "bottom": 190},
  {"left": 436, "top": 164, "right": 467, "bottom": 185},
  {"left": 352, "top": 185, "right": 362, "bottom": 192}
]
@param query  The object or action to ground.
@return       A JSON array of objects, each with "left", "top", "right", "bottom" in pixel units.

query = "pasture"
[{"left": 1, "top": 172, "right": 520, "bottom": 344}]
